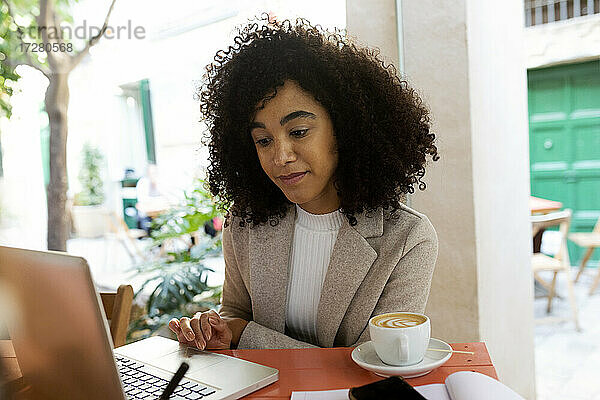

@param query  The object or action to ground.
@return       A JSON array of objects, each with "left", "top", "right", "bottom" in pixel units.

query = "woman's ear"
[{"left": 332, "top": 175, "right": 341, "bottom": 192}]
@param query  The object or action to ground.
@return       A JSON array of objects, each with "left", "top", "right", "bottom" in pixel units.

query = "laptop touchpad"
[{"left": 156, "top": 346, "right": 225, "bottom": 373}]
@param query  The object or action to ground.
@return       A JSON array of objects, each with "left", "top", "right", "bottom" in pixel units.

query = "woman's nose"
[{"left": 273, "top": 139, "right": 297, "bottom": 166}]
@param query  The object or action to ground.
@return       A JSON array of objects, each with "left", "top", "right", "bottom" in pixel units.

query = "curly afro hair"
[{"left": 199, "top": 13, "right": 438, "bottom": 228}]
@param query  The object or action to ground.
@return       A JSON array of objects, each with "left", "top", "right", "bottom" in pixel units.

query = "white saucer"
[{"left": 351, "top": 338, "right": 452, "bottom": 378}]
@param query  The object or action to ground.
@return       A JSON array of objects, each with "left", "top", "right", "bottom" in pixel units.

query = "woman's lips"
[{"left": 279, "top": 172, "right": 307, "bottom": 185}]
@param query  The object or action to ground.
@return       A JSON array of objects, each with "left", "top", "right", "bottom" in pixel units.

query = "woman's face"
[{"left": 250, "top": 80, "right": 339, "bottom": 214}]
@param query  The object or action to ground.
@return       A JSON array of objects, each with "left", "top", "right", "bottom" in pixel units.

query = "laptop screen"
[{"left": 0, "top": 246, "right": 125, "bottom": 400}]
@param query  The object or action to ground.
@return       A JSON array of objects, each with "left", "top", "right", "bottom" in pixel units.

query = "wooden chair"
[
  {"left": 99, "top": 285, "right": 134, "bottom": 348},
  {"left": 105, "top": 211, "right": 149, "bottom": 263},
  {"left": 569, "top": 216, "right": 600, "bottom": 295},
  {"left": 531, "top": 209, "right": 580, "bottom": 331}
]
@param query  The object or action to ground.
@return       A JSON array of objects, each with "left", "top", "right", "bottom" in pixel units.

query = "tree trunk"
[{"left": 45, "top": 72, "right": 70, "bottom": 251}]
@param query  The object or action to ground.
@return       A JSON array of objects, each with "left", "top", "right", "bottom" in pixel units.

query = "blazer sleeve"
[
  {"left": 237, "top": 322, "right": 319, "bottom": 349},
  {"left": 217, "top": 220, "right": 253, "bottom": 321},
  {"left": 350, "top": 215, "right": 438, "bottom": 347}
]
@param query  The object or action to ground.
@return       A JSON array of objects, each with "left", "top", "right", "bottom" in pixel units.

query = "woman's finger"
[
  {"left": 205, "top": 310, "right": 228, "bottom": 332},
  {"left": 169, "top": 318, "right": 185, "bottom": 341},
  {"left": 168, "top": 318, "right": 180, "bottom": 332},
  {"left": 179, "top": 317, "right": 195, "bottom": 342},
  {"left": 199, "top": 313, "right": 212, "bottom": 342},
  {"left": 190, "top": 315, "right": 206, "bottom": 349},
  {"left": 208, "top": 315, "right": 228, "bottom": 332}
]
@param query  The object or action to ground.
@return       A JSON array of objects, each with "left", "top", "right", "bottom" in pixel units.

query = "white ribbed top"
[{"left": 285, "top": 204, "right": 345, "bottom": 345}]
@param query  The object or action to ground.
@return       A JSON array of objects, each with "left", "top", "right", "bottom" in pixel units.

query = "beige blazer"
[{"left": 218, "top": 203, "right": 438, "bottom": 349}]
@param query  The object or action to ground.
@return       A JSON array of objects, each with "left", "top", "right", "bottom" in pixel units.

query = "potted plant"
[{"left": 71, "top": 143, "right": 107, "bottom": 238}]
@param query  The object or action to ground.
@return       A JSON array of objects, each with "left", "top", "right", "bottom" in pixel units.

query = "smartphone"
[{"left": 348, "top": 376, "right": 427, "bottom": 399}]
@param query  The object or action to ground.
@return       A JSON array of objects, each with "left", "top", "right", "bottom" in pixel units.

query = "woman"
[{"left": 169, "top": 14, "right": 439, "bottom": 350}]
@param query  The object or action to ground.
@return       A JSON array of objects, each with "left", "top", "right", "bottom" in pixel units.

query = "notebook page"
[
  {"left": 414, "top": 383, "right": 452, "bottom": 400},
  {"left": 445, "top": 371, "right": 525, "bottom": 400}
]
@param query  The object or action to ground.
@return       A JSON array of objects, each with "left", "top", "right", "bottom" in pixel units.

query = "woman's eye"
[
  {"left": 291, "top": 129, "right": 308, "bottom": 137},
  {"left": 256, "top": 138, "right": 271, "bottom": 147}
]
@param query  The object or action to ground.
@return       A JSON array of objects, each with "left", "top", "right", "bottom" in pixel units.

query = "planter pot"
[{"left": 71, "top": 204, "right": 108, "bottom": 238}]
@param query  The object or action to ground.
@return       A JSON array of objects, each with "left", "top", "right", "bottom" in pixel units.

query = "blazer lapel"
[
  {"left": 248, "top": 204, "right": 296, "bottom": 332},
  {"left": 316, "top": 208, "right": 383, "bottom": 347}
]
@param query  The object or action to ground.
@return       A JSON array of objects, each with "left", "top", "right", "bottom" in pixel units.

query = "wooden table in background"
[
  {"left": 530, "top": 196, "right": 563, "bottom": 253},
  {"left": 135, "top": 196, "right": 174, "bottom": 219},
  {"left": 1, "top": 340, "right": 496, "bottom": 399},
  {"left": 530, "top": 196, "right": 563, "bottom": 215}
]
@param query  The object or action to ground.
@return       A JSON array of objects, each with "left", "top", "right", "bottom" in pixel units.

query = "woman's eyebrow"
[
  {"left": 250, "top": 110, "right": 317, "bottom": 130},
  {"left": 280, "top": 110, "right": 316, "bottom": 125}
]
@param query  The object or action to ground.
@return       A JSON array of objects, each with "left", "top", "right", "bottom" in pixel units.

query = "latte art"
[{"left": 371, "top": 313, "right": 427, "bottom": 328}]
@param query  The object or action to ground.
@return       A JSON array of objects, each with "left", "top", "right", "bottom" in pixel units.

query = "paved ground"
[{"left": 534, "top": 268, "right": 600, "bottom": 400}]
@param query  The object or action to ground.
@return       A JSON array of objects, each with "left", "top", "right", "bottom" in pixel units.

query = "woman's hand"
[{"left": 168, "top": 310, "right": 232, "bottom": 350}]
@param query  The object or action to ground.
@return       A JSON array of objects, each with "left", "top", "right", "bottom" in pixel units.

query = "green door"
[{"left": 528, "top": 60, "right": 600, "bottom": 268}]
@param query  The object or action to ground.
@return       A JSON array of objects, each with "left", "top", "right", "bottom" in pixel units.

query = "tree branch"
[
  {"left": 37, "top": 0, "right": 61, "bottom": 68},
  {"left": 53, "top": 11, "right": 64, "bottom": 45},
  {"left": 14, "top": 40, "right": 51, "bottom": 78},
  {"left": 1, "top": 0, "right": 51, "bottom": 78},
  {"left": 69, "top": 0, "right": 117, "bottom": 70}
]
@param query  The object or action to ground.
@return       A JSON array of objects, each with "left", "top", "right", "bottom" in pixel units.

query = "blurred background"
[{"left": 0, "top": 1, "right": 598, "bottom": 399}]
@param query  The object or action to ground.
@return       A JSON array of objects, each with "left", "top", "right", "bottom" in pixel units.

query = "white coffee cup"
[{"left": 368, "top": 312, "right": 431, "bottom": 366}]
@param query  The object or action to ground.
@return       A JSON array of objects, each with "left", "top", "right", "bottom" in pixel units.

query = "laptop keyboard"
[{"left": 116, "top": 355, "right": 217, "bottom": 399}]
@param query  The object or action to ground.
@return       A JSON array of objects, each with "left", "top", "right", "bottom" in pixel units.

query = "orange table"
[
  {"left": 1, "top": 340, "right": 496, "bottom": 399},
  {"left": 214, "top": 343, "right": 496, "bottom": 398}
]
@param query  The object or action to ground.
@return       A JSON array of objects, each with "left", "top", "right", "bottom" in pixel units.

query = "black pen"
[{"left": 158, "top": 362, "right": 189, "bottom": 400}]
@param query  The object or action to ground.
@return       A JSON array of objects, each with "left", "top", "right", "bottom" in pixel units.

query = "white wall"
[
  {"left": 399, "top": 0, "right": 481, "bottom": 344},
  {"left": 346, "top": 0, "right": 398, "bottom": 68},
  {"left": 525, "top": 13, "right": 600, "bottom": 69},
  {"left": 465, "top": 1, "right": 536, "bottom": 399}
]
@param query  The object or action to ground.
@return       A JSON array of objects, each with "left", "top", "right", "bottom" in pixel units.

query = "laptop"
[{"left": 0, "top": 245, "right": 279, "bottom": 399}]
